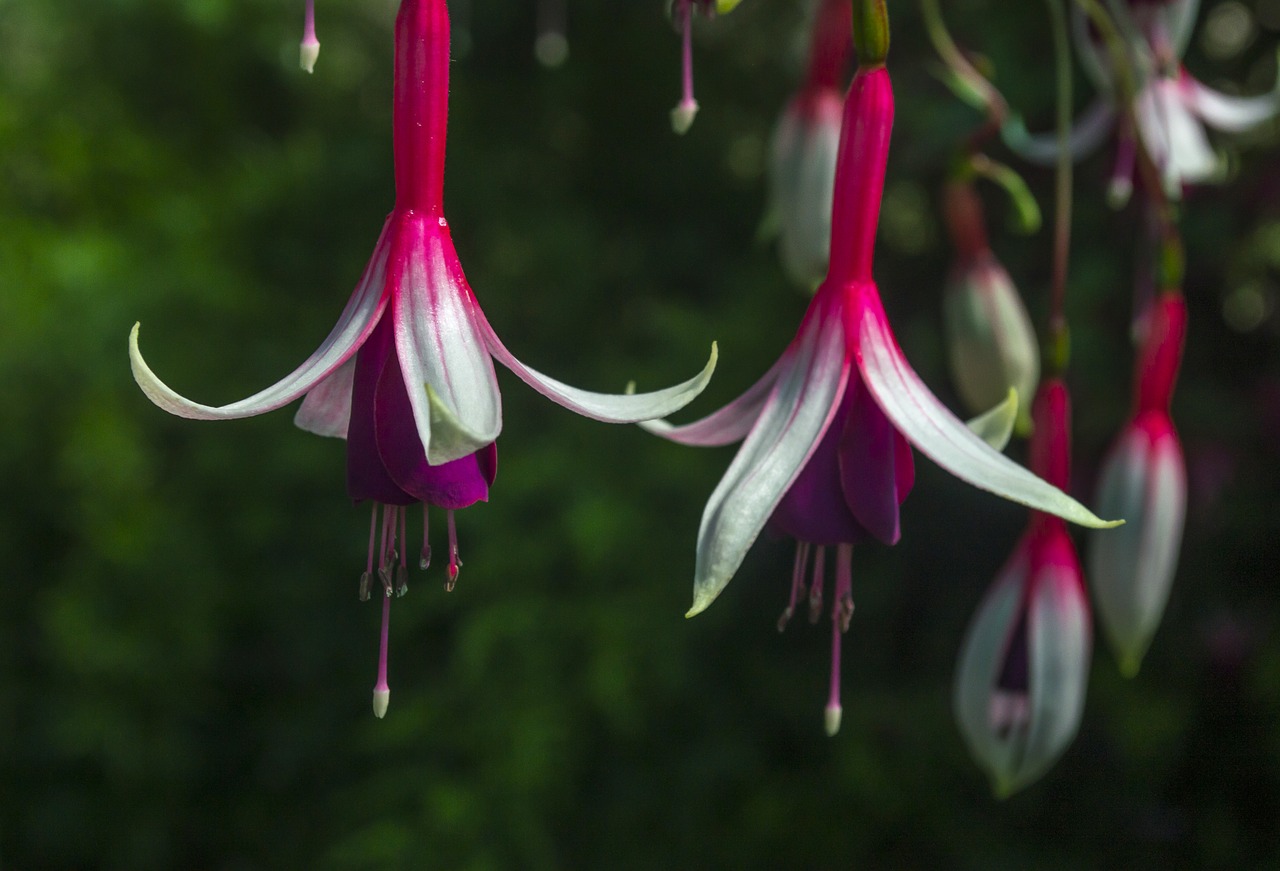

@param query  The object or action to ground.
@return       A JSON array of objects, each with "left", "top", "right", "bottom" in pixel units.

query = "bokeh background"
[{"left": 3, "top": 0, "right": 1280, "bottom": 868}]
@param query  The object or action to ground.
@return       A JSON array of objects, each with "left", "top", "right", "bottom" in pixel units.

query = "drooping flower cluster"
[
  {"left": 133, "top": 0, "right": 715, "bottom": 716},
  {"left": 645, "top": 59, "right": 1116, "bottom": 733}
]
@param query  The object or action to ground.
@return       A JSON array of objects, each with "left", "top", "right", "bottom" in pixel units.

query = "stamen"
[
  {"left": 778, "top": 542, "right": 811, "bottom": 632},
  {"left": 825, "top": 545, "right": 855, "bottom": 738},
  {"left": 372, "top": 592, "right": 391, "bottom": 718},
  {"left": 360, "top": 502, "right": 378, "bottom": 602},
  {"left": 670, "top": 0, "right": 699, "bottom": 133},
  {"left": 420, "top": 508, "right": 432, "bottom": 570},
  {"left": 808, "top": 546, "right": 826, "bottom": 624},
  {"left": 397, "top": 507, "right": 409, "bottom": 597},
  {"left": 834, "top": 544, "right": 854, "bottom": 633},
  {"left": 300, "top": 0, "right": 320, "bottom": 73},
  {"left": 445, "top": 510, "right": 462, "bottom": 591},
  {"left": 378, "top": 505, "right": 396, "bottom": 597}
]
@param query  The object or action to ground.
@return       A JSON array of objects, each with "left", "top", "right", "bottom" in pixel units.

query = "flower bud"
[
  {"left": 1089, "top": 411, "right": 1186, "bottom": 676},
  {"left": 767, "top": 90, "right": 843, "bottom": 288},
  {"left": 954, "top": 522, "right": 1091, "bottom": 797},
  {"left": 943, "top": 252, "right": 1040, "bottom": 435}
]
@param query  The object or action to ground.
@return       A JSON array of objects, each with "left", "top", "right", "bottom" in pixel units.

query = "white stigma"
[
  {"left": 670, "top": 100, "right": 699, "bottom": 135},
  {"left": 300, "top": 40, "right": 320, "bottom": 74},
  {"left": 373, "top": 688, "right": 390, "bottom": 719},
  {"left": 824, "top": 703, "right": 843, "bottom": 738}
]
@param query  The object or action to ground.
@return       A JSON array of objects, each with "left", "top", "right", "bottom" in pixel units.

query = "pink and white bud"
[
  {"left": 941, "top": 184, "right": 1039, "bottom": 433},
  {"left": 1090, "top": 295, "right": 1188, "bottom": 675},
  {"left": 1088, "top": 411, "right": 1186, "bottom": 676},
  {"left": 767, "top": 91, "right": 843, "bottom": 288},
  {"left": 763, "top": 0, "right": 851, "bottom": 288}
]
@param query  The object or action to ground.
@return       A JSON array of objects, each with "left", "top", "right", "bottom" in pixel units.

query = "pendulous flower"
[
  {"left": 645, "top": 63, "right": 1117, "bottom": 733},
  {"left": 1089, "top": 294, "right": 1187, "bottom": 676},
  {"left": 131, "top": 0, "right": 716, "bottom": 717},
  {"left": 764, "top": 0, "right": 851, "bottom": 289},
  {"left": 1005, "top": 0, "right": 1280, "bottom": 203},
  {"left": 954, "top": 380, "right": 1092, "bottom": 797}
]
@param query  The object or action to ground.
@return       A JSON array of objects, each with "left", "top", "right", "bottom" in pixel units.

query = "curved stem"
[{"left": 1046, "top": 0, "right": 1073, "bottom": 371}]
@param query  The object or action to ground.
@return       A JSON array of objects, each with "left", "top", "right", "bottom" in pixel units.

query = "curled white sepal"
[
  {"left": 853, "top": 286, "right": 1121, "bottom": 530},
  {"left": 640, "top": 353, "right": 787, "bottom": 447},
  {"left": 295, "top": 356, "right": 356, "bottom": 438},
  {"left": 965, "top": 388, "right": 1019, "bottom": 452},
  {"left": 689, "top": 313, "right": 847, "bottom": 617},
  {"left": 1000, "top": 99, "right": 1116, "bottom": 166},
  {"left": 481, "top": 319, "right": 718, "bottom": 426},
  {"left": 129, "top": 227, "right": 390, "bottom": 422}
]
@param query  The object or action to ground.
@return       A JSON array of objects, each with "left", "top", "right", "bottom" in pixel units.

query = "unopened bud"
[
  {"left": 944, "top": 252, "right": 1040, "bottom": 435},
  {"left": 372, "top": 688, "right": 390, "bottom": 719}
]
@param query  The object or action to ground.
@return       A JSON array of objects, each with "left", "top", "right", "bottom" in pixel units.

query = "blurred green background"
[{"left": 3, "top": 0, "right": 1280, "bottom": 868}]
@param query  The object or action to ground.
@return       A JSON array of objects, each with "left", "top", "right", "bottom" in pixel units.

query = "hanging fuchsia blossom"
[
  {"left": 1089, "top": 294, "right": 1187, "bottom": 676},
  {"left": 955, "top": 380, "right": 1092, "bottom": 797},
  {"left": 1006, "top": 0, "right": 1280, "bottom": 203},
  {"left": 645, "top": 63, "right": 1117, "bottom": 734},
  {"left": 131, "top": 0, "right": 715, "bottom": 718},
  {"left": 765, "top": 0, "right": 851, "bottom": 288}
]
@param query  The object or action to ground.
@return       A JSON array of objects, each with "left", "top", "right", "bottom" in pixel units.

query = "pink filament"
[
  {"left": 303, "top": 0, "right": 318, "bottom": 44},
  {"left": 375, "top": 591, "right": 391, "bottom": 695},
  {"left": 827, "top": 544, "right": 854, "bottom": 715},
  {"left": 679, "top": 1, "right": 695, "bottom": 109},
  {"left": 446, "top": 510, "right": 461, "bottom": 590},
  {"left": 421, "top": 507, "right": 432, "bottom": 569},
  {"left": 808, "top": 545, "right": 826, "bottom": 623},
  {"left": 779, "top": 542, "right": 812, "bottom": 631}
]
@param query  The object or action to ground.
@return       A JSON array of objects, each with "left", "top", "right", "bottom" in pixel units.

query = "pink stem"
[
  {"left": 680, "top": 1, "right": 695, "bottom": 109},
  {"left": 304, "top": 0, "right": 318, "bottom": 44}
]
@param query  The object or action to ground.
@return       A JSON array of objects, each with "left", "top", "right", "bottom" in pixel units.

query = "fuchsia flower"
[
  {"left": 954, "top": 380, "right": 1092, "bottom": 797},
  {"left": 130, "top": 0, "right": 716, "bottom": 717},
  {"left": 1007, "top": 0, "right": 1280, "bottom": 203},
  {"left": 646, "top": 64, "right": 1117, "bottom": 734},
  {"left": 765, "top": 0, "right": 851, "bottom": 288},
  {"left": 1089, "top": 294, "right": 1187, "bottom": 676}
]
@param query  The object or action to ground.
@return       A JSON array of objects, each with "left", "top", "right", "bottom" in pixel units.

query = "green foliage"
[{"left": 2, "top": 0, "right": 1279, "bottom": 868}]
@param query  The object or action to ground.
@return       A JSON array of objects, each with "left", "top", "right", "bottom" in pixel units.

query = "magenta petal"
[
  {"left": 347, "top": 318, "right": 416, "bottom": 506},
  {"left": 838, "top": 373, "right": 905, "bottom": 545},
  {"left": 769, "top": 378, "right": 866, "bottom": 547},
  {"left": 374, "top": 321, "right": 492, "bottom": 511}
]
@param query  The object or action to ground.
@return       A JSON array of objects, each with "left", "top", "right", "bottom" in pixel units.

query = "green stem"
[{"left": 1046, "top": 0, "right": 1072, "bottom": 373}]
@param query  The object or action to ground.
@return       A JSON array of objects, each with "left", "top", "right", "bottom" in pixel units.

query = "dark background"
[{"left": 2, "top": 0, "right": 1279, "bottom": 867}]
